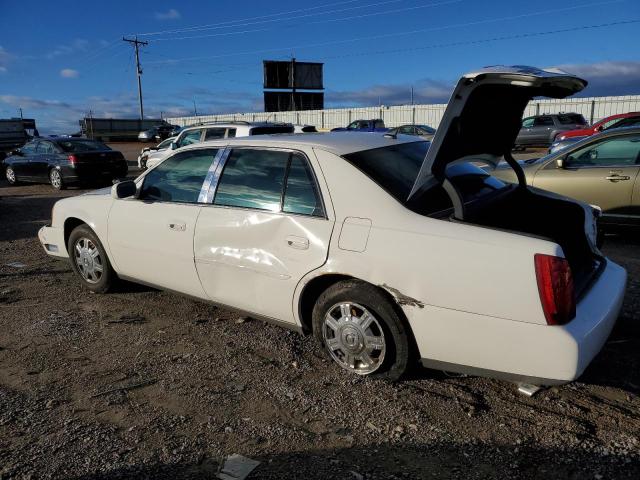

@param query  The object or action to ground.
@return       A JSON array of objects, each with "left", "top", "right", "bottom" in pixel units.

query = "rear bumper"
[
  {"left": 38, "top": 225, "right": 68, "bottom": 259},
  {"left": 414, "top": 259, "right": 626, "bottom": 384},
  {"left": 61, "top": 162, "right": 128, "bottom": 182}
]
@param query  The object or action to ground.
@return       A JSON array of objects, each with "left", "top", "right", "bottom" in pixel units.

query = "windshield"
[
  {"left": 57, "top": 140, "right": 111, "bottom": 152},
  {"left": 342, "top": 142, "right": 429, "bottom": 202}
]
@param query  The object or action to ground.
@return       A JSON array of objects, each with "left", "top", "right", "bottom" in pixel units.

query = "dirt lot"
[{"left": 0, "top": 146, "right": 639, "bottom": 479}]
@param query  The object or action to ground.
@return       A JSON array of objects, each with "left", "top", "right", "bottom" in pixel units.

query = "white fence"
[{"left": 167, "top": 95, "right": 640, "bottom": 131}]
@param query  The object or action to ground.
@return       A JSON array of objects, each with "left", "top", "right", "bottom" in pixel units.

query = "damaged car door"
[{"left": 194, "top": 147, "right": 333, "bottom": 324}]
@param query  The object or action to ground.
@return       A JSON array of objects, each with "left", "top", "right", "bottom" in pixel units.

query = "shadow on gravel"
[{"left": 68, "top": 442, "right": 639, "bottom": 480}]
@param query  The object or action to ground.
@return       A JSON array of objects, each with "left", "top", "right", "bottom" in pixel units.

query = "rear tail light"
[
  {"left": 534, "top": 254, "right": 576, "bottom": 325},
  {"left": 68, "top": 154, "right": 77, "bottom": 165}
]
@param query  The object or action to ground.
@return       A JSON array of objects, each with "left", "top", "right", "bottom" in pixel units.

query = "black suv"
[{"left": 515, "top": 113, "right": 587, "bottom": 148}]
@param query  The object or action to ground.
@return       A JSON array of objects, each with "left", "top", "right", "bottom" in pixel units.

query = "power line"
[
  {"left": 123, "top": 37, "right": 148, "bottom": 120},
  {"left": 145, "top": 1, "right": 630, "bottom": 65},
  {"left": 134, "top": 0, "right": 406, "bottom": 37},
  {"left": 150, "top": 0, "right": 461, "bottom": 42}
]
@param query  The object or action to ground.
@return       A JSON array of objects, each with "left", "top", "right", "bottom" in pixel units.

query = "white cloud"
[
  {"left": 551, "top": 61, "right": 640, "bottom": 97},
  {"left": 46, "top": 39, "right": 89, "bottom": 60},
  {"left": 60, "top": 68, "right": 79, "bottom": 78},
  {"left": 155, "top": 8, "right": 181, "bottom": 20},
  {"left": 0, "top": 46, "right": 10, "bottom": 73}
]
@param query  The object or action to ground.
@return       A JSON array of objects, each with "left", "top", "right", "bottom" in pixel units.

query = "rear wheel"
[
  {"left": 312, "top": 280, "right": 412, "bottom": 381},
  {"left": 49, "top": 168, "right": 66, "bottom": 190},
  {"left": 67, "top": 224, "right": 115, "bottom": 293},
  {"left": 5, "top": 166, "right": 18, "bottom": 185}
]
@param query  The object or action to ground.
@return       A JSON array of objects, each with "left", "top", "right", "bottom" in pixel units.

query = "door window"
[
  {"left": 177, "top": 129, "right": 202, "bottom": 147},
  {"left": 533, "top": 116, "right": 554, "bottom": 127},
  {"left": 283, "top": 154, "right": 324, "bottom": 216},
  {"left": 214, "top": 149, "right": 289, "bottom": 212},
  {"left": 347, "top": 121, "right": 359, "bottom": 130},
  {"left": 139, "top": 148, "right": 218, "bottom": 203},
  {"left": 227, "top": 128, "right": 236, "bottom": 138},
  {"left": 521, "top": 118, "right": 535, "bottom": 128},
  {"left": 398, "top": 126, "right": 414, "bottom": 135},
  {"left": 20, "top": 142, "right": 38, "bottom": 154},
  {"left": 566, "top": 136, "right": 640, "bottom": 168},
  {"left": 38, "top": 142, "right": 57, "bottom": 154},
  {"left": 204, "top": 128, "right": 226, "bottom": 140}
]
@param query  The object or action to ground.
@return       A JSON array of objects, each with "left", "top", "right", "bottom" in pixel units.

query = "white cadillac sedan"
[{"left": 39, "top": 66, "right": 626, "bottom": 385}]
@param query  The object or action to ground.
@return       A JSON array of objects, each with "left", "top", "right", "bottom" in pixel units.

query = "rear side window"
[
  {"left": 140, "top": 149, "right": 218, "bottom": 203},
  {"left": 227, "top": 128, "right": 236, "bottom": 138},
  {"left": 20, "top": 142, "right": 38, "bottom": 154},
  {"left": 374, "top": 120, "right": 385, "bottom": 129},
  {"left": 214, "top": 149, "right": 289, "bottom": 211},
  {"left": 557, "top": 114, "right": 587, "bottom": 125},
  {"left": 534, "top": 116, "right": 554, "bottom": 127},
  {"left": 249, "top": 126, "right": 294, "bottom": 135},
  {"left": 204, "top": 128, "right": 226, "bottom": 140},
  {"left": 283, "top": 155, "right": 324, "bottom": 216}
]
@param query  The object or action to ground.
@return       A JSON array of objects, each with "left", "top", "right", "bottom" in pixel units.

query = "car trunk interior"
[{"left": 457, "top": 185, "right": 601, "bottom": 297}]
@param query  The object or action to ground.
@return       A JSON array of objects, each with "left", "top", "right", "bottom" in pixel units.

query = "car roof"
[{"left": 181, "top": 132, "right": 425, "bottom": 156}]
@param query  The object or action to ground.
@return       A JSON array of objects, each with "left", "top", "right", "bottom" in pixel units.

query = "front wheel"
[
  {"left": 49, "top": 168, "right": 66, "bottom": 190},
  {"left": 5, "top": 166, "right": 18, "bottom": 185},
  {"left": 67, "top": 224, "right": 116, "bottom": 293},
  {"left": 312, "top": 280, "right": 412, "bottom": 381}
]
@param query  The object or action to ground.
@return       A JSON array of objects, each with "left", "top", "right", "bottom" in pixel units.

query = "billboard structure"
[{"left": 263, "top": 59, "right": 324, "bottom": 112}]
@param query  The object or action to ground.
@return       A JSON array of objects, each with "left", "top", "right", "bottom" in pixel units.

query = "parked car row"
[
  {"left": 137, "top": 123, "right": 181, "bottom": 142},
  {"left": 37, "top": 66, "right": 626, "bottom": 389}
]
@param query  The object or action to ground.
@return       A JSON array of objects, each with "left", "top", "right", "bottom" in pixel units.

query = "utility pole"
[
  {"left": 19, "top": 107, "right": 23, "bottom": 119},
  {"left": 290, "top": 57, "right": 296, "bottom": 112},
  {"left": 193, "top": 99, "right": 198, "bottom": 116},
  {"left": 122, "top": 36, "right": 148, "bottom": 121}
]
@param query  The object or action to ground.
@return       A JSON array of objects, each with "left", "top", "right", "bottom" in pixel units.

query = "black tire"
[
  {"left": 312, "top": 279, "right": 412, "bottom": 381},
  {"left": 49, "top": 168, "right": 66, "bottom": 190},
  {"left": 67, "top": 224, "right": 116, "bottom": 293},
  {"left": 5, "top": 166, "right": 19, "bottom": 185}
]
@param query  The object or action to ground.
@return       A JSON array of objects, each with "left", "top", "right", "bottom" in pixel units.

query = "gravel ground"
[{"left": 0, "top": 147, "right": 639, "bottom": 479}]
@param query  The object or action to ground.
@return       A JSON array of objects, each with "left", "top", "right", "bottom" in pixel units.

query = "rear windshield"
[
  {"left": 342, "top": 142, "right": 429, "bottom": 201},
  {"left": 343, "top": 142, "right": 509, "bottom": 216},
  {"left": 56, "top": 140, "right": 111, "bottom": 152},
  {"left": 557, "top": 114, "right": 587, "bottom": 125},
  {"left": 250, "top": 126, "right": 294, "bottom": 135}
]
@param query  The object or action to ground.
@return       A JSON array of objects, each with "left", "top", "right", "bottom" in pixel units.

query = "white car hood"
[{"left": 408, "top": 65, "right": 587, "bottom": 201}]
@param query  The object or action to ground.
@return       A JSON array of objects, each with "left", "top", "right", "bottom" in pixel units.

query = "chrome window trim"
[{"left": 197, "top": 148, "right": 226, "bottom": 203}]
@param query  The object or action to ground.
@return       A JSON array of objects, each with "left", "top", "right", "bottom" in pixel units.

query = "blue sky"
[{"left": 1, "top": 0, "right": 639, "bottom": 133}]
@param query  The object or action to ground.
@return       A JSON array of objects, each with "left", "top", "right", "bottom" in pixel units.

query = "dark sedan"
[{"left": 3, "top": 138, "right": 127, "bottom": 190}]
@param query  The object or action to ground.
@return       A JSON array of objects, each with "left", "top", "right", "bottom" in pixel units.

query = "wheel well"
[
  {"left": 298, "top": 274, "right": 417, "bottom": 345},
  {"left": 63, "top": 218, "right": 86, "bottom": 252}
]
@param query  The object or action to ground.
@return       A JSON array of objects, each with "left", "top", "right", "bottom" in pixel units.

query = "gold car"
[{"left": 493, "top": 126, "right": 640, "bottom": 229}]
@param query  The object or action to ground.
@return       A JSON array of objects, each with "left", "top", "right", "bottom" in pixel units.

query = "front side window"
[
  {"left": 398, "top": 126, "right": 414, "bottom": 135},
  {"left": 139, "top": 149, "right": 218, "bottom": 203},
  {"left": 214, "top": 149, "right": 289, "bottom": 212},
  {"left": 204, "top": 128, "right": 226, "bottom": 140},
  {"left": 177, "top": 129, "right": 202, "bottom": 147},
  {"left": 283, "top": 155, "right": 324, "bottom": 216},
  {"left": 347, "top": 121, "right": 358, "bottom": 130},
  {"left": 521, "top": 117, "right": 534, "bottom": 128},
  {"left": 227, "top": 128, "right": 236, "bottom": 138},
  {"left": 20, "top": 142, "right": 39, "bottom": 154},
  {"left": 566, "top": 135, "right": 640, "bottom": 168}
]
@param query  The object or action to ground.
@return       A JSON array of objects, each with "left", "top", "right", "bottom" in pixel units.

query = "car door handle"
[
  {"left": 605, "top": 175, "right": 631, "bottom": 182},
  {"left": 168, "top": 222, "right": 186, "bottom": 231},
  {"left": 286, "top": 235, "right": 309, "bottom": 250}
]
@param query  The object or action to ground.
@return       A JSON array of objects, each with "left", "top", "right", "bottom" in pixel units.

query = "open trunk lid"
[{"left": 408, "top": 65, "right": 587, "bottom": 200}]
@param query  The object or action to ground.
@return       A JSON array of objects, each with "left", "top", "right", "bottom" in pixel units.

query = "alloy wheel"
[
  {"left": 6, "top": 167, "right": 16, "bottom": 184},
  {"left": 73, "top": 237, "right": 104, "bottom": 284},
  {"left": 322, "top": 302, "right": 386, "bottom": 375},
  {"left": 50, "top": 169, "right": 62, "bottom": 189}
]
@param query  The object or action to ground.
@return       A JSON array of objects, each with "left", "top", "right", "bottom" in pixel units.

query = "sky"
[{"left": 1, "top": 0, "right": 639, "bottom": 133}]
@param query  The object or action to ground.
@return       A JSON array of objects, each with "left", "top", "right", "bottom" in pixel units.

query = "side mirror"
[
  {"left": 596, "top": 125, "right": 604, "bottom": 132},
  {"left": 556, "top": 158, "right": 565, "bottom": 169},
  {"left": 111, "top": 180, "right": 137, "bottom": 199},
  {"left": 170, "top": 141, "right": 178, "bottom": 150}
]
